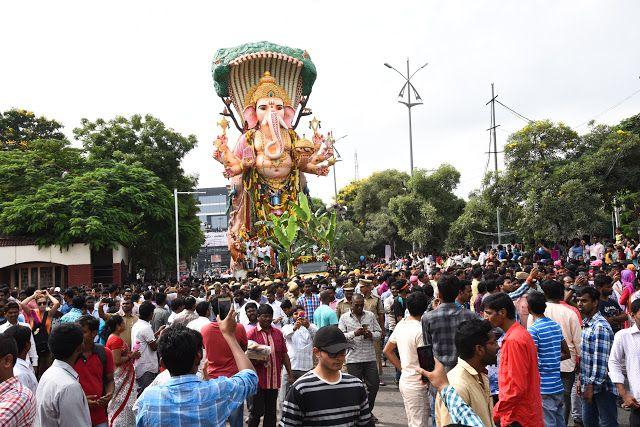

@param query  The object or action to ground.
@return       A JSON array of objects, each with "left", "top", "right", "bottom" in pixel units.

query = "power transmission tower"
[{"left": 354, "top": 150, "right": 359, "bottom": 181}]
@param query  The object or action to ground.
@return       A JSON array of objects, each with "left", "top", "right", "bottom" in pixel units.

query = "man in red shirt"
[
  {"left": 483, "top": 293, "right": 544, "bottom": 427},
  {"left": 74, "top": 315, "right": 115, "bottom": 427},
  {"left": 201, "top": 302, "right": 248, "bottom": 427},
  {"left": 246, "top": 304, "right": 292, "bottom": 427}
]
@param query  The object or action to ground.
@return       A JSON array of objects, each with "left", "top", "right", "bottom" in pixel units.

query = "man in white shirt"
[
  {"left": 608, "top": 299, "right": 640, "bottom": 424},
  {"left": 589, "top": 237, "right": 605, "bottom": 260},
  {"left": 383, "top": 291, "right": 431, "bottom": 427},
  {"left": 266, "top": 287, "right": 286, "bottom": 328},
  {"left": 131, "top": 301, "right": 163, "bottom": 394},
  {"left": 187, "top": 301, "right": 212, "bottom": 379},
  {"left": 35, "top": 323, "right": 91, "bottom": 427},
  {"left": 3, "top": 325, "right": 38, "bottom": 394},
  {"left": 0, "top": 301, "right": 37, "bottom": 368},
  {"left": 281, "top": 308, "right": 317, "bottom": 399}
]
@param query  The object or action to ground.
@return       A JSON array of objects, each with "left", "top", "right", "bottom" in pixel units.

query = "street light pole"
[
  {"left": 384, "top": 59, "right": 428, "bottom": 174},
  {"left": 406, "top": 59, "right": 414, "bottom": 173},
  {"left": 329, "top": 134, "right": 348, "bottom": 200},
  {"left": 174, "top": 188, "right": 205, "bottom": 282}
]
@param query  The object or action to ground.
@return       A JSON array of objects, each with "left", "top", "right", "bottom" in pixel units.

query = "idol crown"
[{"left": 244, "top": 71, "right": 291, "bottom": 108}]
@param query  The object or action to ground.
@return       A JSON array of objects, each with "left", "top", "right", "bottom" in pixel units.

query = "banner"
[{"left": 203, "top": 231, "right": 227, "bottom": 247}]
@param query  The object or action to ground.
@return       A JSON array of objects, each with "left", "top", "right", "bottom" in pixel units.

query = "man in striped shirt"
[
  {"left": 280, "top": 325, "right": 372, "bottom": 426},
  {"left": 527, "top": 291, "right": 571, "bottom": 427},
  {"left": 247, "top": 304, "right": 292, "bottom": 427}
]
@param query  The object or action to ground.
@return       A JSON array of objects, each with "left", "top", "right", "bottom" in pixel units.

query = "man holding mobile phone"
[{"left": 338, "top": 294, "right": 382, "bottom": 420}]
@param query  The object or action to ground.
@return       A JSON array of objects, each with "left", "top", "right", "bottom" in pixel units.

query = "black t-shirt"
[{"left": 598, "top": 298, "right": 623, "bottom": 332}]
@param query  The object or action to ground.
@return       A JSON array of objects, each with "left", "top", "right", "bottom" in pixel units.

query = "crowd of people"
[{"left": 1, "top": 233, "right": 640, "bottom": 426}]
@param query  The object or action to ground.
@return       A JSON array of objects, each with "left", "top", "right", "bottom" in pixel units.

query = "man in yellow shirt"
[{"left": 435, "top": 318, "right": 498, "bottom": 427}]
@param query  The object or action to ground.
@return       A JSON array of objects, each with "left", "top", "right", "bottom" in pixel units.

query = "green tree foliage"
[
  {"left": 74, "top": 115, "right": 197, "bottom": 187},
  {"left": 0, "top": 163, "right": 172, "bottom": 250},
  {"left": 337, "top": 170, "right": 408, "bottom": 253},
  {"left": 448, "top": 116, "right": 640, "bottom": 248},
  {"left": 0, "top": 139, "right": 84, "bottom": 201},
  {"left": 445, "top": 191, "right": 496, "bottom": 250},
  {"left": 335, "top": 166, "right": 464, "bottom": 255},
  {"left": 0, "top": 110, "right": 203, "bottom": 279},
  {"left": 390, "top": 165, "right": 465, "bottom": 249},
  {"left": 333, "top": 219, "right": 368, "bottom": 264},
  {"left": 0, "top": 109, "right": 66, "bottom": 149},
  {"left": 73, "top": 115, "right": 203, "bottom": 275}
]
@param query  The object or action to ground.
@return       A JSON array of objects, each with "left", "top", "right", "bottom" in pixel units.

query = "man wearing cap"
[
  {"left": 286, "top": 282, "right": 300, "bottom": 307},
  {"left": 336, "top": 284, "right": 355, "bottom": 320},
  {"left": 280, "top": 325, "right": 373, "bottom": 426},
  {"left": 338, "top": 294, "right": 382, "bottom": 419}
]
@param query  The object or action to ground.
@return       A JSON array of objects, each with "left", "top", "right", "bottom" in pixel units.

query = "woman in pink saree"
[{"left": 105, "top": 315, "right": 140, "bottom": 426}]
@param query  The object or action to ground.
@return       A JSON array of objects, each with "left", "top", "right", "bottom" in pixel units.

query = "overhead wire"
[
  {"left": 575, "top": 86, "right": 640, "bottom": 129},
  {"left": 496, "top": 100, "right": 534, "bottom": 123}
]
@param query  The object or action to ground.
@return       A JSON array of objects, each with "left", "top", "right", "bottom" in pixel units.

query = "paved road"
[{"left": 374, "top": 366, "right": 632, "bottom": 427}]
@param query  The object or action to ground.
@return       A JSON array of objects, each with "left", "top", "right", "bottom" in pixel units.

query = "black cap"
[{"left": 313, "top": 325, "right": 353, "bottom": 353}]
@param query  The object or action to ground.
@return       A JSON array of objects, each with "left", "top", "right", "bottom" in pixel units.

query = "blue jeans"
[
  {"left": 228, "top": 403, "right": 243, "bottom": 427},
  {"left": 581, "top": 390, "right": 618, "bottom": 427},
  {"left": 542, "top": 393, "right": 564, "bottom": 427}
]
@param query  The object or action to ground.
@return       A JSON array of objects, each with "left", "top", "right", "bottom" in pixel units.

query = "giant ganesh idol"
[{"left": 211, "top": 42, "right": 335, "bottom": 272}]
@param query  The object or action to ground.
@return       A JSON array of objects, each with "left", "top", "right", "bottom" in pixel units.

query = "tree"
[
  {"left": 334, "top": 220, "right": 369, "bottom": 264},
  {"left": 74, "top": 114, "right": 197, "bottom": 188},
  {"left": 0, "top": 163, "right": 173, "bottom": 251},
  {"left": 0, "top": 109, "right": 66, "bottom": 149},
  {"left": 390, "top": 165, "right": 465, "bottom": 250},
  {"left": 73, "top": 115, "right": 203, "bottom": 274},
  {"left": 445, "top": 191, "right": 496, "bottom": 250},
  {"left": 0, "top": 139, "right": 85, "bottom": 201}
]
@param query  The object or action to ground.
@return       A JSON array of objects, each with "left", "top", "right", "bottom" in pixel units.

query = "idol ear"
[
  {"left": 284, "top": 106, "right": 295, "bottom": 128},
  {"left": 243, "top": 106, "right": 258, "bottom": 129}
]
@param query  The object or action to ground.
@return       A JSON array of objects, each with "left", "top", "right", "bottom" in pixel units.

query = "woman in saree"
[{"left": 105, "top": 315, "right": 140, "bottom": 427}]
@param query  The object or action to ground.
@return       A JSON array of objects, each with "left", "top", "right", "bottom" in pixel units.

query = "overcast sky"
[{"left": 2, "top": 0, "right": 640, "bottom": 203}]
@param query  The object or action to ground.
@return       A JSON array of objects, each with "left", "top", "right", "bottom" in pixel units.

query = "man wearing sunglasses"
[{"left": 280, "top": 325, "right": 373, "bottom": 426}]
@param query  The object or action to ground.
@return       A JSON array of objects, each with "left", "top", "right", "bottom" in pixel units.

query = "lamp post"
[
  {"left": 384, "top": 59, "right": 428, "bottom": 174},
  {"left": 329, "top": 134, "right": 348, "bottom": 200},
  {"left": 174, "top": 189, "right": 205, "bottom": 282}
]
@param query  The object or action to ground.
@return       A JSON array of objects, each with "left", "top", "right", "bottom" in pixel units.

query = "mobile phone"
[{"left": 417, "top": 345, "right": 435, "bottom": 372}]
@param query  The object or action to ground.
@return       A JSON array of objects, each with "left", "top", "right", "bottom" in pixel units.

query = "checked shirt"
[
  {"left": 421, "top": 303, "right": 478, "bottom": 371},
  {"left": 580, "top": 311, "right": 616, "bottom": 394},
  {"left": 296, "top": 294, "right": 320, "bottom": 323},
  {"left": 0, "top": 376, "right": 36, "bottom": 427},
  {"left": 440, "top": 385, "right": 484, "bottom": 427},
  {"left": 134, "top": 370, "right": 257, "bottom": 426}
]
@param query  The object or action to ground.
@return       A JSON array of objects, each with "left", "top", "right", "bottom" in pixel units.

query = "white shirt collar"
[{"left": 15, "top": 357, "right": 31, "bottom": 369}]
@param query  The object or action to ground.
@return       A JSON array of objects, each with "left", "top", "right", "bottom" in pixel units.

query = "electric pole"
[{"left": 486, "top": 83, "right": 502, "bottom": 245}]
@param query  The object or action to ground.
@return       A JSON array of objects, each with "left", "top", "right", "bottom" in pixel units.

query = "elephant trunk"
[{"left": 263, "top": 111, "right": 288, "bottom": 160}]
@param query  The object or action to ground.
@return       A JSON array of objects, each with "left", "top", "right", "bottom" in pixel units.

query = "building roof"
[{"left": 0, "top": 236, "right": 38, "bottom": 247}]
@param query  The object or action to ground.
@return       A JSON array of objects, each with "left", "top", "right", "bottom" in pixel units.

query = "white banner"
[{"left": 204, "top": 231, "right": 227, "bottom": 247}]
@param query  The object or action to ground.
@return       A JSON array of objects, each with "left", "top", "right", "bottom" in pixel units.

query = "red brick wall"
[
  {"left": 67, "top": 264, "right": 92, "bottom": 287},
  {"left": 113, "top": 263, "right": 122, "bottom": 286}
]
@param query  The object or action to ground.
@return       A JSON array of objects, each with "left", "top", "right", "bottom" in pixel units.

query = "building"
[
  {"left": 194, "top": 187, "right": 231, "bottom": 273},
  {"left": 0, "top": 236, "right": 128, "bottom": 288}
]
